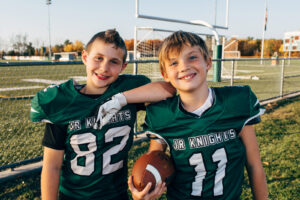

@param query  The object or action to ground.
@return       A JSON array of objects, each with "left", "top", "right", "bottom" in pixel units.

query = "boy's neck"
[
  {"left": 179, "top": 85, "right": 210, "bottom": 113},
  {"left": 81, "top": 85, "right": 107, "bottom": 95}
]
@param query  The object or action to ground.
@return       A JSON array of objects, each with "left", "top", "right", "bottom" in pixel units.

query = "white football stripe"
[
  {"left": 30, "top": 107, "right": 38, "bottom": 113},
  {"left": 146, "top": 164, "right": 162, "bottom": 186}
]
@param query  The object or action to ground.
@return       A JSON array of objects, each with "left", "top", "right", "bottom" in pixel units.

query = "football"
[{"left": 131, "top": 151, "right": 175, "bottom": 192}]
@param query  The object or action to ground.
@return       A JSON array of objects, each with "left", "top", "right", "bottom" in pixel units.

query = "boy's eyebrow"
[
  {"left": 186, "top": 50, "right": 199, "bottom": 55},
  {"left": 168, "top": 49, "right": 198, "bottom": 60},
  {"left": 94, "top": 53, "right": 122, "bottom": 61}
]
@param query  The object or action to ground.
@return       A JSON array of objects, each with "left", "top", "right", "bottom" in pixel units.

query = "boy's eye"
[
  {"left": 169, "top": 61, "right": 178, "bottom": 66},
  {"left": 190, "top": 56, "right": 197, "bottom": 60},
  {"left": 96, "top": 57, "right": 103, "bottom": 61},
  {"left": 111, "top": 60, "right": 119, "bottom": 64}
]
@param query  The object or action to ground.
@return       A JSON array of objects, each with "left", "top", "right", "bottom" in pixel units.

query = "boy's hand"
[
  {"left": 128, "top": 175, "right": 166, "bottom": 200},
  {"left": 94, "top": 93, "right": 127, "bottom": 129}
]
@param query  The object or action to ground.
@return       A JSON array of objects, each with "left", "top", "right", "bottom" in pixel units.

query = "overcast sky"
[{"left": 0, "top": 0, "right": 299, "bottom": 50}]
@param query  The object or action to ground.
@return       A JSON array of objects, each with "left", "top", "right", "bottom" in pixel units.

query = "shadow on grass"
[
  {"left": 0, "top": 172, "right": 40, "bottom": 200},
  {"left": 267, "top": 175, "right": 300, "bottom": 184}
]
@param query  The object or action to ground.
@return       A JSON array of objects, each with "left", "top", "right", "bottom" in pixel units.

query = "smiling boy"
[
  {"left": 30, "top": 29, "right": 174, "bottom": 200},
  {"left": 135, "top": 31, "right": 268, "bottom": 200}
]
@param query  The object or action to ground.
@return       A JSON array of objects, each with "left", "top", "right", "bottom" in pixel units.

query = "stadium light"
[{"left": 46, "top": 0, "right": 52, "bottom": 60}]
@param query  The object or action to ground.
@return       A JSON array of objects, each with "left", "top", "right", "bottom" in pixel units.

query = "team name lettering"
[
  {"left": 68, "top": 110, "right": 132, "bottom": 131},
  {"left": 85, "top": 117, "right": 96, "bottom": 128},
  {"left": 109, "top": 110, "right": 131, "bottom": 124},
  {"left": 68, "top": 120, "right": 81, "bottom": 131},
  {"left": 173, "top": 139, "right": 186, "bottom": 150},
  {"left": 188, "top": 129, "right": 236, "bottom": 149}
]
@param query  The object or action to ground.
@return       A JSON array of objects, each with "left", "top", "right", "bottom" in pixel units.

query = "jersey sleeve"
[
  {"left": 42, "top": 123, "right": 67, "bottom": 150},
  {"left": 245, "top": 86, "right": 265, "bottom": 125},
  {"left": 30, "top": 81, "right": 72, "bottom": 124},
  {"left": 118, "top": 74, "right": 151, "bottom": 91},
  {"left": 30, "top": 91, "right": 51, "bottom": 123}
]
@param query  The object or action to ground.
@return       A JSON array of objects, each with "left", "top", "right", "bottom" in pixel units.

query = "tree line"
[
  {"left": 0, "top": 34, "right": 84, "bottom": 57},
  {"left": 1, "top": 34, "right": 299, "bottom": 58}
]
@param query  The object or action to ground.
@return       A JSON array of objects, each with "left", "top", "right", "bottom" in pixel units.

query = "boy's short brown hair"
[
  {"left": 85, "top": 29, "right": 127, "bottom": 63},
  {"left": 159, "top": 31, "right": 209, "bottom": 74}
]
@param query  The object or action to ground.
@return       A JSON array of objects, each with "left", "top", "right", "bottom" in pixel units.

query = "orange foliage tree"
[{"left": 125, "top": 39, "right": 134, "bottom": 51}]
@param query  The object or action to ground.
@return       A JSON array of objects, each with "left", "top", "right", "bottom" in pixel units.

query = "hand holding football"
[{"left": 131, "top": 151, "right": 175, "bottom": 192}]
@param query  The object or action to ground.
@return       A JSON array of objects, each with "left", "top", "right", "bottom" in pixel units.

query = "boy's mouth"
[
  {"left": 179, "top": 73, "right": 196, "bottom": 80},
  {"left": 95, "top": 73, "right": 109, "bottom": 80}
]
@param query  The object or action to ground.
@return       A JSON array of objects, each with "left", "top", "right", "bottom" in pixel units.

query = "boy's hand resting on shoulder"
[
  {"left": 128, "top": 175, "right": 166, "bottom": 200},
  {"left": 94, "top": 93, "right": 127, "bottom": 129}
]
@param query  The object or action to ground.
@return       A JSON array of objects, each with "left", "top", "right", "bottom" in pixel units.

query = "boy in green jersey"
[
  {"left": 100, "top": 31, "right": 268, "bottom": 200},
  {"left": 30, "top": 29, "right": 174, "bottom": 200}
]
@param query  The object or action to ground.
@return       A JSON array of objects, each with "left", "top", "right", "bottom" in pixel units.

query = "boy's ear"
[
  {"left": 161, "top": 71, "right": 170, "bottom": 82},
  {"left": 82, "top": 50, "right": 88, "bottom": 65},
  {"left": 120, "top": 62, "right": 127, "bottom": 72},
  {"left": 206, "top": 58, "right": 212, "bottom": 71}
]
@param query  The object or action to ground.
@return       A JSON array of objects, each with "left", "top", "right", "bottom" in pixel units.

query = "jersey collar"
[{"left": 179, "top": 88, "right": 214, "bottom": 117}]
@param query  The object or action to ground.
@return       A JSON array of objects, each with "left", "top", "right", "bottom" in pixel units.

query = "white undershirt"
[{"left": 191, "top": 87, "right": 213, "bottom": 117}]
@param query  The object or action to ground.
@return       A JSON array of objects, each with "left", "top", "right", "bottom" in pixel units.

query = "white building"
[{"left": 54, "top": 52, "right": 78, "bottom": 61}]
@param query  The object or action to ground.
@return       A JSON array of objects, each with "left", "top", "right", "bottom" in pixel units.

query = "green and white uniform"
[
  {"left": 144, "top": 86, "right": 265, "bottom": 200},
  {"left": 31, "top": 74, "right": 150, "bottom": 200}
]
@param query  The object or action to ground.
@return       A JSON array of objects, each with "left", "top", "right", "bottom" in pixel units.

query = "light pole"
[{"left": 46, "top": 0, "right": 52, "bottom": 60}]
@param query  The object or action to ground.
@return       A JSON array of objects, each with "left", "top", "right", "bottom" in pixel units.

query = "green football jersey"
[
  {"left": 144, "top": 86, "right": 265, "bottom": 200},
  {"left": 31, "top": 74, "right": 150, "bottom": 200}
]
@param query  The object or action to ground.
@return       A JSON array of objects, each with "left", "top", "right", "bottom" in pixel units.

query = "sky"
[{"left": 0, "top": 0, "right": 299, "bottom": 50}]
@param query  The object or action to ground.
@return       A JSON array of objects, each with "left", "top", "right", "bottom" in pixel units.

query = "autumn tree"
[
  {"left": 73, "top": 40, "right": 84, "bottom": 52},
  {"left": 63, "top": 40, "right": 84, "bottom": 53},
  {"left": 264, "top": 39, "right": 282, "bottom": 57},
  {"left": 52, "top": 44, "right": 64, "bottom": 53},
  {"left": 238, "top": 39, "right": 260, "bottom": 57},
  {"left": 125, "top": 39, "right": 134, "bottom": 51}
]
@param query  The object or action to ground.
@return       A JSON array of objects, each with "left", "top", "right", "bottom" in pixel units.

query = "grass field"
[{"left": 0, "top": 96, "right": 299, "bottom": 200}]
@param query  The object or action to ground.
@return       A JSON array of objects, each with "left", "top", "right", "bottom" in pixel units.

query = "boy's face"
[
  {"left": 82, "top": 39, "right": 127, "bottom": 94},
  {"left": 162, "top": 45, "right": 211, "bottom": 94}
]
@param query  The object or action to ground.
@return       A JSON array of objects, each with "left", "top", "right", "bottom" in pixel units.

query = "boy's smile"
[
  {"left": 95, "top": 73, "right": 109, "bottom": 80},
  {"left": 82, "top": 39, "right": 127, "bottom": 94},
  {"left": 179, "top": 73, "right": 196, "bottom": 80}
]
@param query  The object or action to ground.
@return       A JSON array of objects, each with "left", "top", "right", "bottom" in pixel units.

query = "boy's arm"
[
  {"left": 148, "top": 139, "right": 167, "bottom": 152},
  {"left": 41, "top": 147, "right": 64, "bottom": 200},
  {"left": 95, "top": 81, "right": 176, "bottom": 129},
  {"left": 123, "top": 81, "right": 176, "bottom": 104},
  {"left": 240, "top": 125, "right": 268, "bottom": 200}
]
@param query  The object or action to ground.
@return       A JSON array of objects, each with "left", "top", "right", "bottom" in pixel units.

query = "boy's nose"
[
  {"left": 179, "top": 61, "right": 190, "bottom": 72},
  {"left": 99, "top": 60, "right": 109, "bottom": 72}
]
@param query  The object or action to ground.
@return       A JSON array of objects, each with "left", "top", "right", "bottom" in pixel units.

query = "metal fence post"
[
  {"left": 133, "top": 26, "right": 138, "bottom": 75},
  {"left": 230, "top": 60, "right": 235, "bottom": 86},
  {"left": 280, "top": 59, "right": 285, "bottom": 97},
  {"left": 213, "top": 45, "right": 222, "bottom": 82}
]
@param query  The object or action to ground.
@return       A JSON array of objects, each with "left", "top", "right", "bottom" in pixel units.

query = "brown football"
[{"left": 131, "top": 151, "right": 175, "bottom": 192}]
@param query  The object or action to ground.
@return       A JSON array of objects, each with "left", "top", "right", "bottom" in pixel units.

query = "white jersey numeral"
[
  {"left": 70, "top": 132, "right": 97, "bottom": 176},
  {"left": 70, "top": 125, "right": 130, "bottom": 176},
  {"left": 102, "top": 126, "right": 130, "bottom": 174},
  {"left": 189, "top": 147, "right": 227, "bottom": 197}
]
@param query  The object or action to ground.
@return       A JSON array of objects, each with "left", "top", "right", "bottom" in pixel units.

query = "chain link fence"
[{"left": 0, "top": 58, "right": 299, "bottom": 170}]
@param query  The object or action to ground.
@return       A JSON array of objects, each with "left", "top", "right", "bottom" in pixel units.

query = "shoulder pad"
[{"left": 30, "top": 80, "right": 74, "bottom": 123}]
